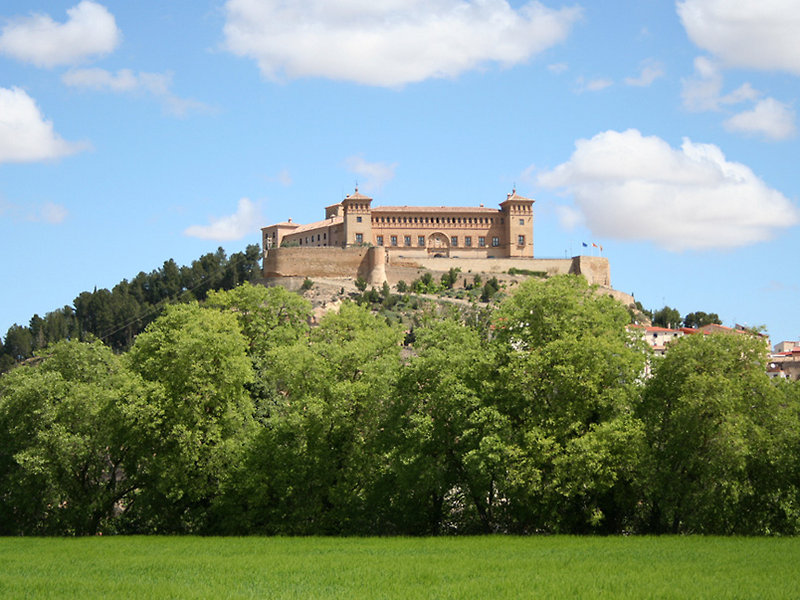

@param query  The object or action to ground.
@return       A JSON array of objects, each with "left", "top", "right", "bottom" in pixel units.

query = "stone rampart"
[
  {"left": 388, "top": 255, "right": 611, "bottom": 287},
  {"left": 263, "top": 248, "right": 613, "bottom": 289},
  {"left": 263, "top": 247, "right": 384, "bottom": 282}
]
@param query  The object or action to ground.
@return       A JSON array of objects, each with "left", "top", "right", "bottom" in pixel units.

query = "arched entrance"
[{"left": 427, "top": 232, "right": 450, "bottom": 257}]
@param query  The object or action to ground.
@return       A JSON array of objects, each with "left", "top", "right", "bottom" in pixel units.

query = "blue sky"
[{"left": 1, "top": 0, "right": 798, "bottom": 346}]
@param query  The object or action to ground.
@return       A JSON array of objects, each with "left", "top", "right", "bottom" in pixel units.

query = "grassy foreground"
[{"left": 1, "top": 536, "right": 798, "bottom": 599}]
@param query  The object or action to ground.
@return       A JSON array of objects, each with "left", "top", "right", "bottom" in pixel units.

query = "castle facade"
[{"left": 262, "top": 189, "right": 534, "bottom": 259}]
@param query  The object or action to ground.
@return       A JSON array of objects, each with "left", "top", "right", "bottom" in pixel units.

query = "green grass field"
[{"left": 1, "top": 536, "right": 798, "bottom": 599}]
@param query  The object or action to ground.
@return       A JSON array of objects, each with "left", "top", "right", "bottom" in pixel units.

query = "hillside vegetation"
[
  {"left": 0, "top": 245, "right": 262, "bottom": 372},
  {"left": 1, "top": 275, "right": 799, "bottom": 536}
]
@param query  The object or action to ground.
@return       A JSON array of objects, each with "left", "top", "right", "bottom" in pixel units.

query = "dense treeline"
[
  {"left": 0, "top": 245, "right": 261, "bottom": 372},
  {"left": 1, "top": 276, "right": 798, "bottom": 536}
]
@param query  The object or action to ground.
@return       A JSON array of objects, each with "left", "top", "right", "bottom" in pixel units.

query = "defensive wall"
[
  {"left": 263, "top": 246, "right": 387, "bottom": 285},
  {"left": 263, "top": 247, "right": 619, "bottom": 293}
]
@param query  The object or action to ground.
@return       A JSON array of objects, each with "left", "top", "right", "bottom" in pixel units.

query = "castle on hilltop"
[
  {"left": 262, "top": 188, "right": 534, "bottom": 258},
  {"left": 261, "top": 189, "right": 616, "bottom": 293}
]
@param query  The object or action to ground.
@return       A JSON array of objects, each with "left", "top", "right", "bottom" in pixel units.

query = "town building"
[
  {"left": 629, "top": 325, "right": 685, "bottom": 355},
  {"left": 769, "top": 341, "right": 800, "bottom": 380},
  {"left": 629, "top": 323, "right": 771, "bottom": 357},
  {"left": 262, "top": 188, "right": 534, "bottom": 259}
]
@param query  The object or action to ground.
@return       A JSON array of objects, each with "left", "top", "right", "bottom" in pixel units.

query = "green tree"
[
  {"left": 492, "top": 275, "right": 648, "bottom": 533},
  {"left": 3, "top": 324, "right": 33, "bottom": 362},
  {"left": 682, "top": 311, "right": 721, "bottom": 329},
  {"left": 387, "top": 318, "right": 508, "bottom": 533},
  {"left": 216, "top": 302, "right": 403, "bottom": 534},
  {"left": 480, "top": 277, "right": 500, "bottom": 302},
  {"left": 127, "top": 302, "right": 255, "bottom": 532},
  {"left": 205, "top": 283, "right": 312, "bottom": 356},
  {"left": 440, "top": 267, "right": 460, "bottom": 289},
  {"left": 205, "top": 283, "right": 313, "bottom": 418},
  {"left": 412, "top": 272, "right": 439, "bottom": 294},
  {"left": 0, "top": 340, "right": 158, "bottom": 535},
  {"left": 652, "top": 306, "right": 681, "bottom": 328},
  {"left": 639, "top": 332, "right": 800, "bottom": 534}
]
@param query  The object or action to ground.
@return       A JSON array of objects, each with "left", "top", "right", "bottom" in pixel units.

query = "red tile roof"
[{"left": 285, "top": 215, "right": 343, "bottom": 235}]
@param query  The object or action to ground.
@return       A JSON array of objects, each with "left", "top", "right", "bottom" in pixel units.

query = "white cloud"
[
  {"left": 678, "top": 0, "right": 800, "bottom": 75},
  {"left": 345, "top": 156, "right": 397, "bottom": 191},
  {"left": 39, "top": 202, "right": 69, "bottom": 224},
  {"left": 62, "top": 68, "right": 208, "bottom": 117},
  {"left": 267, "top": 168, "right": 292, "bottom": 186},
  {"left": 0, "top": 1, "right": 120, "bottom": 68},
  {"left": 555, "top": 205, "right": 583, "bottom": 230},
  {"left": 0, "top": 200, "right": 69, "bottom": 224},
  {"left": 724, "top": 98, "right": 797, "bottom": 141},
  {"left": 681, "top": 57, "right": 761, "bottom": 112},
  {"left": 0, "top": 86, "right": 88, "bottom": 163},
  {"left": 575, "top": 76, "right": 612, "bottom": 93},
  {"left": 547, "top": 62, "right": 568, "bottom": 74},
  {"left": 624, "top": 60, "right": 664, "bottom": 87},
  {"left": 681, "top": 57, "right": 795, "bottom": 141},
  {"left": 537, "top": 129, "right": 799, "bottom": 251},
  {"left": 223, "top": 0, "right": 581, "bottom": 87},
  {"left": 184, "top": 198, "right": 263, "bottom": 241}
]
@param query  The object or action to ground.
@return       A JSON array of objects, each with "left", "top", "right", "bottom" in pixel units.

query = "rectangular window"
[
  {"left": 418, "top": 236, "right": 425, "bottom": 247},
  {"left": 356, "top": 216, "right": 362, "bottom": 223},
  {"left": 404, "top": 235, "right": 411, "bottom": 246},
  {"left": 391, "top": 235, "right": 398, "bottom": 246},
  {"left": 465, "top": 236, "right": 472, "bottom": 247},
  {"left": 479, "top": 236, "right": 486, "bottom": 247},
  {"left": 492, "top": 237, "right": 500, "bottom": 247},
  {"left": 451, "top": 236, "right": 458, "bottom": 247},
  {"left": 355, "top": 233, "right": 363, "bottom": 244},
  {"left": 376, "top": 235, "right": 384, "bottom": 246},
  {"left": 518, "top": 235, "right": 525, "bottom": 246},
  {"left": 519, "top": 218, "right": 525, "bottom": 226}
]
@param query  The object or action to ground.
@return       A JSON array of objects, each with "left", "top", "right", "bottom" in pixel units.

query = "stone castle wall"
[
  {"left": 263, "top": 246, "right": 387, "bottom": 285},
  {"left": 263, "top": 247, "right": 615, "bottom": 289}
]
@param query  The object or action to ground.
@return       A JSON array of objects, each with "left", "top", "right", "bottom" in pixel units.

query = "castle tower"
[
  {"left": 341, "top": 188, "right": 373, "bottom": 247},
  {"left": 499, "top": 190, "right": 535, "bottom": 258}
]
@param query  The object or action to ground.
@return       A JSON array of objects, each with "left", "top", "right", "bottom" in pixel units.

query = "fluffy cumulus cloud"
[
  {"left": 0, "top": 1, "right": 120, "bottom": 68},
  {"left": 678, "top": 0, "right": 800, "bottom": 75},
  {"left": 345, "top": 155, "right": 397, "bottom": 191},
  {"left": 223, "top": 0, "right": 581, "bottom": 87},
  {"left": 724, "top": 98, "right": 797, "bottom": 141},
  {"left": 62, "top": 68, "right": 208, "bottom": 117},
  {"left": 0, "top": 86, "right": 88, "bottom": 163},
  {"left": 184, "top": 198, "right": 263, "bottom": 241},
  {"left": 537, "top": 129, "right": 799, "bottom": 251}
]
